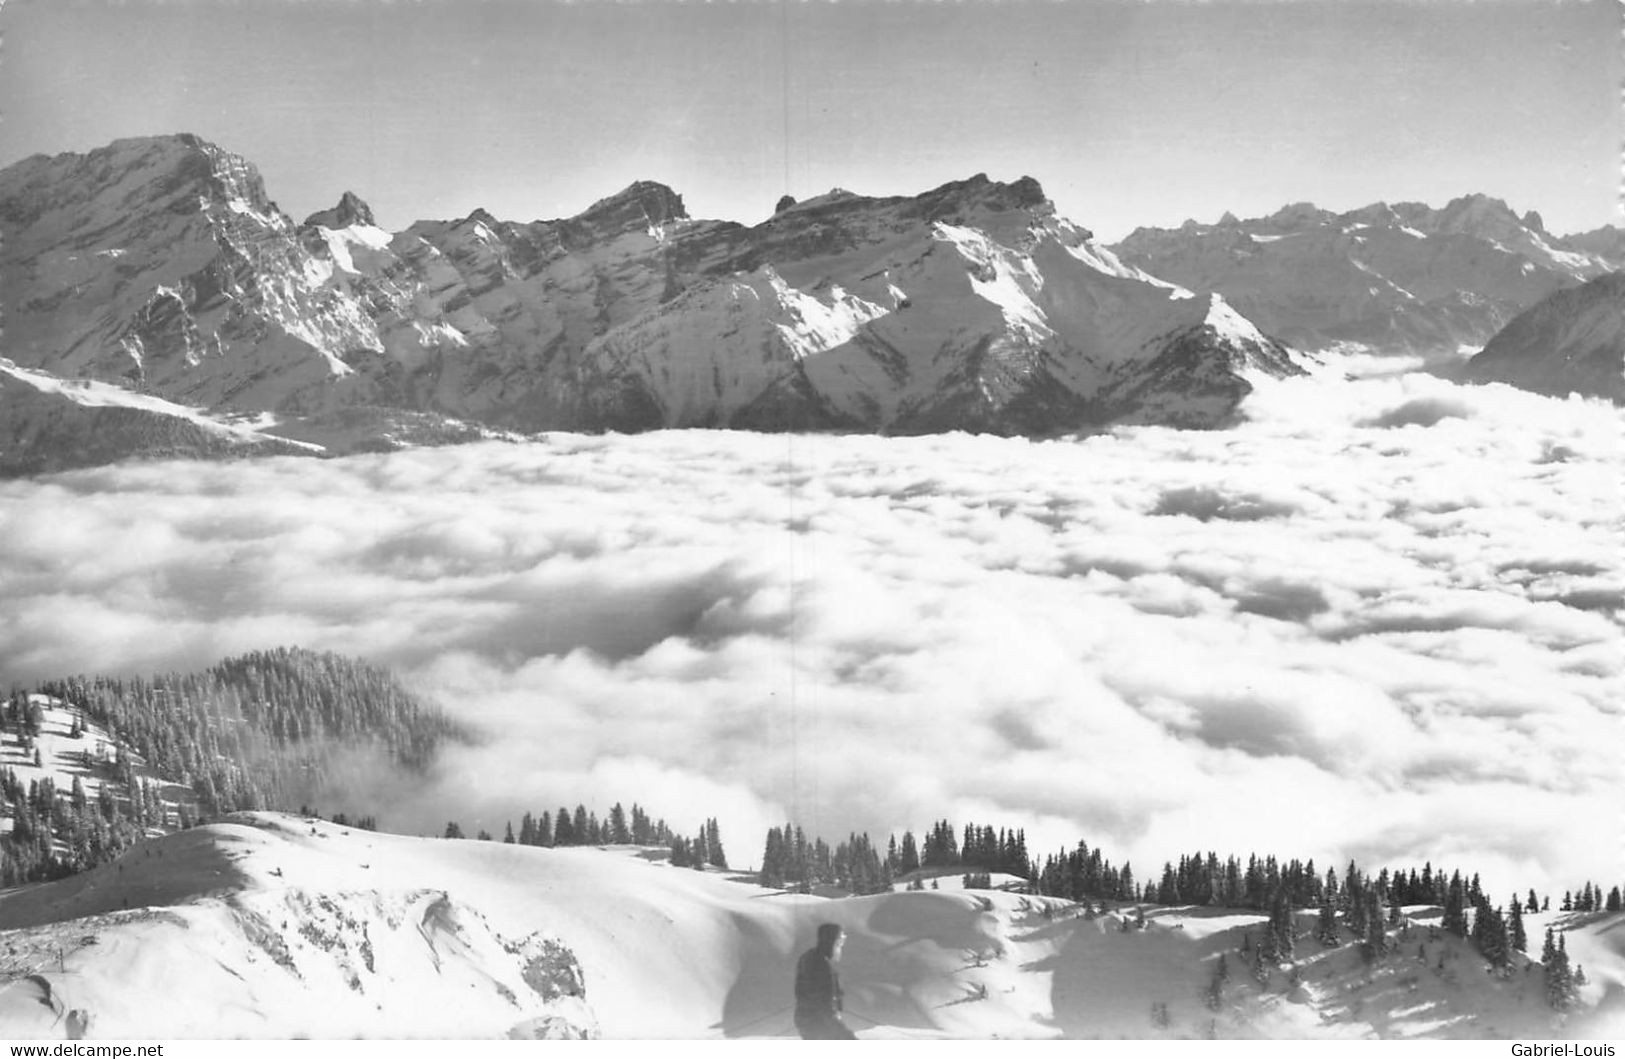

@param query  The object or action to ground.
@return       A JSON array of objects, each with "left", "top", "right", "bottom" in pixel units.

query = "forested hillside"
[{"left": 1, "top": 647, "right": 470, "bottom": 883}]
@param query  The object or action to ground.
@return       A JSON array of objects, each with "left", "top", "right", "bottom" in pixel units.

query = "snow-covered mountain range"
[
  {"left": 0, "top": 135, "right": 1299, "bottom": 471},
  {"left": 1113, "top": 198, "right": 1623, "bottom": 357},
  {"left": 4, "top": 135, "right": 1619, "bottom": 473},
  {"left": 1, "top": 811, "right": 1619, "bottom": 1039}
]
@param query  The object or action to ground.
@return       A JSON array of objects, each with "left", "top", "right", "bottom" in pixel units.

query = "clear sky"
[{"left": 1, "top": 0, "right": 1618, "bottom": 240}]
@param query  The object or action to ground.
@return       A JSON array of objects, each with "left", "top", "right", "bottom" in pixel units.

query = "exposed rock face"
[
  {"left": 1463, "top": 271, "right": 1625, "bottom": 401},
  {"left": 304, "top": 191, "right": 375, "bottom": 230},
  {"left": 0, "top": 135, "right": 386, "bottom": 414},
  {"left": 1113, "top": 196, "right": 1623, "bottom": 355},
  {"left": 0, "top": 135, "right": 1307, "bottom": 464}
]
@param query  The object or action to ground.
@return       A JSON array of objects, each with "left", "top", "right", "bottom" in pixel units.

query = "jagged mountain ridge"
[
  {"left": 1113, "top": 197, "right": 1622, "bottom": 356},
  {"left": 0, "top": 134, "right": 1301, "bottom": 461},
  {"left": 1464, "top": 271, "right": 1625, "bottom": 401}
]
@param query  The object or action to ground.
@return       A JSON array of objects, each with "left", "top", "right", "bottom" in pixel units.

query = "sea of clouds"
[{"left": 0, "top": 370, "right": 1619, "bottom": 895}]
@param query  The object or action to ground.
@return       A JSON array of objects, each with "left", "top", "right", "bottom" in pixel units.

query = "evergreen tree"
[
  {"left": 1442, "top": 872, "right": 1469, "bottom": 938},
  {"left": 444, "top": 821, "right": 464, "bottom": 839},
  {"left": 1470, "top": 898, "right": 1509, "bottom": 970},
  {"left": 899, "top": 831, "right": 920, "bottom": 874},
  {"left": 759, "top": 827, "right": 786, "bottom": 888},
  {"left": 553, "top": 806, "right": 574, "bottom": 846},
  {"left": 1543, "top": 929, "right": 1576, "bottom": 1011},
  {"left": 1260, "top": 888, "right": 1294, "bottom": 962},
  {"left": 1317, "top": 896, "right": 1340, "bottom": 947},
  {"left": 1360, "top": 890, "right": 1387, "bottom": 962},
  {"left": 705, "top": 817, "right": 728, "bottom": 869},
  {"left": 691, "top": 824, "right": 709, "bottom": 871},
  {"left": 1509, "top": 896, "right": 1527, "bottom": 953}
]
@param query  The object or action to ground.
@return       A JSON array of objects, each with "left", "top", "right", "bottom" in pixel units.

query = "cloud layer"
[{"left": 1, "top": 372, "right": 1619, "bottom": 895}]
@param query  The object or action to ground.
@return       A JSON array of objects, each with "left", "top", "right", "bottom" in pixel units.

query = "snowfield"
[{"left": 0, "top": 813, "right": 1619, "bottom": 1039}]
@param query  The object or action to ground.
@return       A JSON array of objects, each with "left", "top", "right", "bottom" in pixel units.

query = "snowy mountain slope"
[
  {"left": 1463, "top": 272, "right": 1625, "bottom": 401},
  {"left": 0, "top": 813, "right": 1617, "bottom": 1039},
  {"left": 1113, "top": 197, "right": 1621, "bottom": 357},
  {"left": 0, "top": 137, "right": 387, "bottom": 413},
  {"left": 532, "top": 175, "right": 1301, "bottom": 433},
  {"left": 0, "top": 136, "right": 1304, "bottom": 454},
  {"left": 0, "top": 359, "right": 318, "bottom": 476},
  {"left": 0, "top": 358, "right": 495, "bottom": 474}
]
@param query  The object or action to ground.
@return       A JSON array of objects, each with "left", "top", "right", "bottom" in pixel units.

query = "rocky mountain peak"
[
  {"left": 569, "top": 181, "right": 688, "bottom": 239},
  {"left": 1342, "top": 201, "right": 1399, "bottom": 227},
  {"left": 303, "top": 190, "right": 376, "bottom": 230},
  {"left": 1264, "top": 201, "right": 1328, "bottom": 231},
  {"left": 1432, "top": 193, "right": 1523, "bottom": 239},
  {"left": 892, "top": 173, "right": 1051, "bottom": 232},
  {"left": 0, "top": 134, "right": 266, "bottom": 228},
  {"left": 935, "top": 172, "right": 1046, "bottom": 212}
]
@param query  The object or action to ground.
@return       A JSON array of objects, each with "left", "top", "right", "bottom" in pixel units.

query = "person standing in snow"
[{"left": 794, "top": 922, "right": 857, "bottom": 1039}]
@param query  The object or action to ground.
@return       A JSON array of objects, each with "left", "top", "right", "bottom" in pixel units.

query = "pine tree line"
[
  {"left": 669, "top": 819, "right": 729, "bottom": 871},
  {"left": 495, "top": 802, "right": 675, "bottom": 848},
  {"left": 444, "top": 804, "right": 728, "bottom": 873},
  {"left": 758, "top": 825, "right": 893, "bottom": 895}
]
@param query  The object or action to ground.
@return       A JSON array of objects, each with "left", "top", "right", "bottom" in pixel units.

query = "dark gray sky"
[{"left": 1, "top": 0, "right": 1618, "bottom": 239}]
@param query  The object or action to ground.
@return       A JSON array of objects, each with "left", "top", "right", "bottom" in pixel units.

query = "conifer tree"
[
  {"left": 1361, "top": 890, "right": 1387, "bottom": 962},
  {"left": 705, "top": 817, "right": 727, "bottom": 869},
  {"left": 1543, "top": 929, "right": 1576, "bottom": 1010},
  {"left": 1317, "top": 896, "right": 1340, "bottom": 947},
  {"left": 553, "top": 807, "right": 574, "bottom": 846},
  {"left": 1442, "top": 872, "right": 1469, "bottom": 938},
  {"left": 1509, "top": 896, "right": 1527, "bottom": 953},
  {"left": 759, "top": 827, "right": 786, "bottom": 888},
  {"left": 691, "top": 825, "right": 709, "bottom": 871},
  {"left": 900, "top": 830, "right": 920, "bottom": 874}
]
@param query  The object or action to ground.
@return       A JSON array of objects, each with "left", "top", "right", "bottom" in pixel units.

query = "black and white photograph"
[{"left": 0, "top": 0, "right": 1620, "bottom": 1040}]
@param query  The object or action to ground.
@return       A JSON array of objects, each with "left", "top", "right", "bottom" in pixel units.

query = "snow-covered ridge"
[
  {"left": 0, "top": 813, "right": 1617, "bottom": 1039},
  {"left": 1113, "top": 196, "right": 1624, "bottom": 357},
  {"left": 0, "top": 359, "right": 318, "bottom": 448},
  {"left": 0, "top": 134, "right": 1307, "bottom": 457}
]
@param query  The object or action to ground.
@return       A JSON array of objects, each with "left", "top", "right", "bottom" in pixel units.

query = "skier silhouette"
[{"left": 794, "top": 923, "right": 857, "bottom": 1039}]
